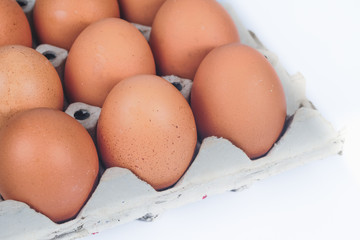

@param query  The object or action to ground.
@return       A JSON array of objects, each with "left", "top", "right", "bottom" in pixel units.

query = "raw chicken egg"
[
  {"left": 64, "top": 18, "right": 156, "bottom": 107},
  {"left": 33, "top": 0, "right": 120, "bottom": 50},
  {"left": 0, "top": 45, "right": 64, "bottom": 130},
  {"left": 0, "top": 0, "right": 32, "bottom": 47},
  {"left": 0, "top": 108, "right": 99, "bottom": 223},
  {"left": 97, "top": 74, "right": 197, "bottom": 190},
  {"left": 191, "top": 43, "right": 287, "bottom": 159},
  {"left": 149, "top": 0, "right": 240, "bottom": 79},
  {"left": 118, "top": 0, "right": 166, "bottom": 26}
]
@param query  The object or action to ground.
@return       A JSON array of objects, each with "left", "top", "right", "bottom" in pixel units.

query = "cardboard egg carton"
[{"left": 0, "top": 1, "right": 344, "bottom": 239}]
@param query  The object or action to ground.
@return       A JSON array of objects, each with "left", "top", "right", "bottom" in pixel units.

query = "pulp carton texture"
[{"left": 0, "top": 1, "right": 344, "bottom": 239}]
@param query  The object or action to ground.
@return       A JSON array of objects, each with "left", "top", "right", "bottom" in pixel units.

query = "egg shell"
[
  {"left": 0, "top": 108, "right": 99, "bottom": 223},
  {"left": 149, "top": 0, "right": 240, "bottom": 79},
  {"left": 191, "top": 43, "right": 287, "bottom": 159},
  {"left": 0, "top": 0, "right": 32, "bottom": 47},
  {"left": 17, "top": 0, "right": 37, "bottom": 48},
  {"left": 97, "top": 74, "right": 197, "bottom": 190},
  {"left": 33, "top": 0, "right": 120, "bottom": 50},
  {"left": 64, "top": 18, "right": 156, "bottom": 107},
  {"left": 0, "top": 45, "right": 64, "bottom": 130},
  {"left": 119, "top": 0, "right": 166, "bottom": 26},
  {"left": 35, "top": 44, "right": 69, "bottom": 107}
]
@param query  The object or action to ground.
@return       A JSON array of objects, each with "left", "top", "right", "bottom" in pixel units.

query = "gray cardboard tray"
[{"left": 0, "top": 1, "right": 344, "bottom": 239}]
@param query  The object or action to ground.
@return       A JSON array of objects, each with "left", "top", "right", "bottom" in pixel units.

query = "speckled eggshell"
[
  {"left": 191, "top": 43, "right": 287, "bottom": 159},
  {"left": 0, "top": 0, "right": 32, "bottom": 47},
  {"left": 118, "top": 0, "right": 166, "bottom": 26},
  {"left": 64, "top": 18, "right": 156, "bottom": 107},
  {"left": 97, "top": 74, "right": 197, "bottom": 190},
  {"left": 33, "top": 0, "right": 120, "bottom": 50},
  {"left": 149, "top": 0, "right": 240, "bottom": 80},
  {"left": 0, "top": 108, "right": 99, "bottom": 223},
  {"left": 0, "top": 45, "right": 64, "bottom": 130}
]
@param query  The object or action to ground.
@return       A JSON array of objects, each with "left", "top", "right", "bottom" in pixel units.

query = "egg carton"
[{"left": 0, "top": 1, "right": 344, "bottom": 239}]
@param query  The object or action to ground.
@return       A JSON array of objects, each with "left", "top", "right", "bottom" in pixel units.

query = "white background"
[{"left": 83, "top": 0, "right": 360, "bottom": 239}]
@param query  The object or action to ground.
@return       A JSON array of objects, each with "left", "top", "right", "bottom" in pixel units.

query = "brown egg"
[
  {"left": 33, "top": 0, "right": 120, "bottom": 50},
  {"left": 191, "top": 43, "right": 287, "bottom": 159},
  {"left": 0, "top": 0, "right": 32, "bottom": 47},
  {"left": 0, "top": 45, "right": 64, "bottom": 130},
  {"left": 0, "top": 108, "right": 99, "bottom": 223},
  {"left": 64, "top": 18, "right": 156, "bottom": 107},
  {"left": 118, "top": 0, "right": 166, "bottom": 26},
  {"left": 149, "top": 0, "right": 240, "bottom": 80},
  {"left": 97, "top": 75, "right": 197, "bottom": 190}
]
